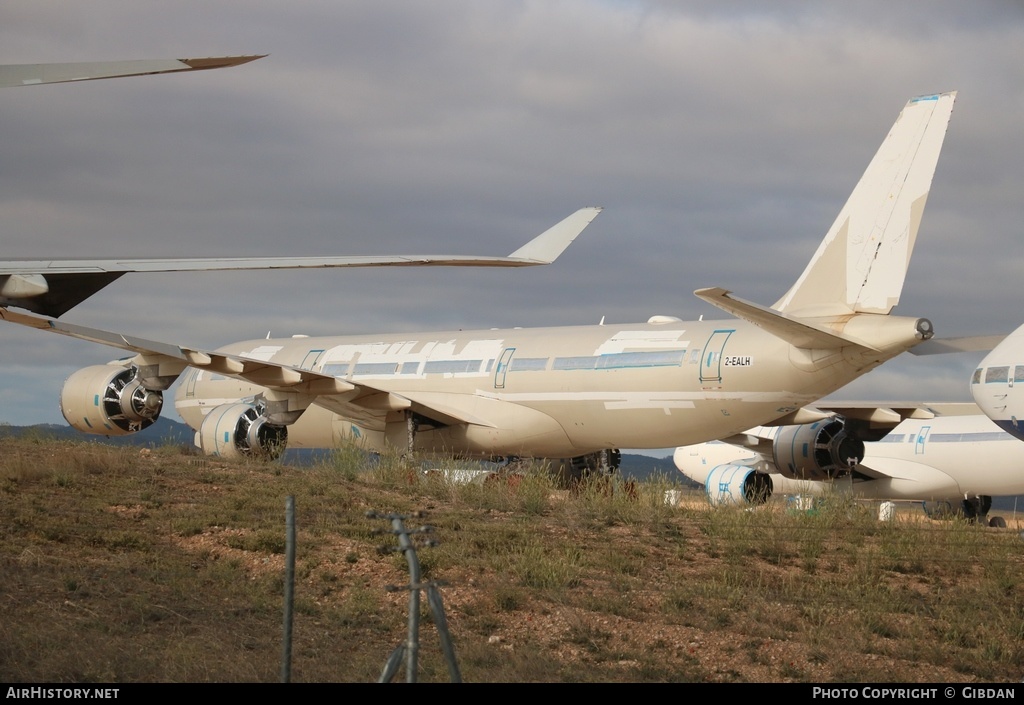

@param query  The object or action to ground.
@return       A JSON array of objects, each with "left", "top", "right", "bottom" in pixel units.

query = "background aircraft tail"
[{"left": 773, "top": 92, "right": 956, "bottom": 318}]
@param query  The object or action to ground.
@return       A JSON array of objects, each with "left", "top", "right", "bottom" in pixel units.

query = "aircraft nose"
[{"left": 673, "top": 446, "right": 703, "bottom": 480}]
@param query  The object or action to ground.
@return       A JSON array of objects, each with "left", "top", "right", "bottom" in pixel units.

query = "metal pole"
[
  {"left": 427, "top": 583, "right": 462, "bottom": 683},
  {"left": 393, "top": 516, "right": 421, "bottom": 683},
  {"left": 281, "top": 495, "right": 296, "bottom": 683}
]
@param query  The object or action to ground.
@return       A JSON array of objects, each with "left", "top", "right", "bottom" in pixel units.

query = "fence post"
[
  {"left": 281, "top": 495, "right": 296, "bottom": 683},
  {"left": 370, "top": 510, "right": 461, "bottom": 683}
]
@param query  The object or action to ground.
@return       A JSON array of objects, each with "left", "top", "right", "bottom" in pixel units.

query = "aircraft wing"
[
  {"left": 0, "top": 306, "right": 491, "bottom": 432},
  {"left": 763, "top": 401, "right": 982, "bottom": 426},
  {"left": 811, "top": 401, "right": 984, "bottom": 422},
  {"left": 0, "top": 207, "right": 602, "bottom": 317},
  {"left": 718, "top": 401, "right": 986, "bottom": 484},
  {"left": 689, "top": 408, "right": 1011, "bottom": 494},
  {"left": 721, "top": 401, "right": 984, "bottom": 453},
  {"left": 686, "top": 431, "right": 908, "bottom": 482},
  {"left": 0, "top": 56, "right": 264, "bottom": 88}
]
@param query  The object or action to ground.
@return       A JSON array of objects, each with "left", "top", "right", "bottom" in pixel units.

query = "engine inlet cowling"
[
  {"left": 198, "top": 402, "right": 287, "bottom": 459},
  {"left": 60, "top": 364, "right": 163, "bottom": 436},
  {"left": 703, "top": 465, "right": 773, "bottom": 507},
  {"left": 771, "top": 418, "right": 865, "bottom": 481}
]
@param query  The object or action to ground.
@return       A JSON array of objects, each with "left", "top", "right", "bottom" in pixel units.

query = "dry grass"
[{"left": 1, "top": 436, "right": 1022, "bottom": 683}]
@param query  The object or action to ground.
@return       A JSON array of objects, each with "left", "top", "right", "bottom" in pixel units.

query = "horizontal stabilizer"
[
  {"left": 910, "top": 334, "right": 1007, "bottom": 356},
  {"left": 694, "top": 287, "right": 874, "bottom": 351}
]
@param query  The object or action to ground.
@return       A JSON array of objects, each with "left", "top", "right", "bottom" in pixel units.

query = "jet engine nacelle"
[
  {"left": 703, "top": 465, "right": 773, "bottom": 507},
  {"left": 198, "top": 402, "right": 287, "bottom": 459},
  {"left": 60, "top": 364, "right": 163, "bottom": 436},
  {"left": 771, "top": 418, "right": 865, "bottom": 481}
]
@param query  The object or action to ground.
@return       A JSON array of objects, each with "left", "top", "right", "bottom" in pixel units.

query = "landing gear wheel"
[{"left": 961, "top": 496, "right": 993, "bottom": 524}]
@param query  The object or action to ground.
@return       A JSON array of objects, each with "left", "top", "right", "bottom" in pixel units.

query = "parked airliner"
[
  {"left": 673, "top": 410, "right": 1021, "bottom": 525},
  {"left": 0, "top": 92, "right": 958, "bottom": 473},
  {"left": 970, "top": 323, "right": 1024, "bottom": 441}
]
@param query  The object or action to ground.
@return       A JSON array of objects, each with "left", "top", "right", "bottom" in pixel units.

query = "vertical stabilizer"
[{"left": 774, "top": 92, "right": 956, "bottom": 317}]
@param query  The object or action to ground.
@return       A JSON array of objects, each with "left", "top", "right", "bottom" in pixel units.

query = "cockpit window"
[
  {"left": 1015, "top": 366, "right": 1024, "bottom": 383},
  {"left": 972, "top": 368, "right": 983, "bottom": 384},
  {"left": 985, "top": 366, "right": 1009, "bottom": 384}
]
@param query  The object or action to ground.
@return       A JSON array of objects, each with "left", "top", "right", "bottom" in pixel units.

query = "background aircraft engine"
[
  {"left": 198, "top": 402, "right": 287, "bottom": 459},
  {"left": 60, "top": 364, "right": 163, "bottom": 435},
  {"left": 771, "top": 419, "right": 865, "bottom": 481},
  {"left": 703, "top": 465, "right": 772, "bottom": 507}
]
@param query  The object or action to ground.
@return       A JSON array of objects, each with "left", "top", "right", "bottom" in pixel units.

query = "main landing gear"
[
  {"left": 551, "top": 449, "right": 623, "bottom": 490},
  {"left": 926, "top": 496, "right": 1006, "bottom": 527},
  {"left": 961, "top": 495, "right": 1007, "bottom": 528}
]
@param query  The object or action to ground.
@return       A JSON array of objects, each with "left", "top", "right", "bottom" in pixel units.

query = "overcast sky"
[{"left": 1, "top": 1, "right": 1022, "bottom": 455}]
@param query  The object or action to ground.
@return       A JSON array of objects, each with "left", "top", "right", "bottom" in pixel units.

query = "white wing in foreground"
[
  {"left": 0, "top": 55, "right": 264, "bottom": 88},
  {"left": 0, "top": 208, "right": 601, "bottom": 317}
]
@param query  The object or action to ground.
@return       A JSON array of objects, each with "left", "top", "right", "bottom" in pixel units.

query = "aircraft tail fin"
[{"left": 773, "top": 92, "right": 956, "bottom": 317}]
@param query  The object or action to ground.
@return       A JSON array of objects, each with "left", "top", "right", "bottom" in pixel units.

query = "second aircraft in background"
[
  {"left": 673, "top": 409, "right": 1022, "bottom": 526},
  {"left": 970, "top": 323, "right": 1024, "bottom": 442}
]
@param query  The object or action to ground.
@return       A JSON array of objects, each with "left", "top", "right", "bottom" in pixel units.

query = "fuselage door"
[
  {"left": 184, "top": 367, "right": 199, "bottom": 398},
  {"left": 494, "top": 347, "right": 515, "bottom": 389},
  {"left": 299, "top": 349, "right": 325, "bottom": 371},
  {"left": 699, "top": 329, "right": 735, "bottom": 383},
  {"left": 914, "top": 425, "right": 931, "bottom": 455}
]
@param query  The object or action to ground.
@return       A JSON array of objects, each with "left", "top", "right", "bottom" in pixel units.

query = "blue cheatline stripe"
[
  {"left": 930, "top": 432, "right": 1013, "bottom": 443},
  {"left": 911, "top": 94, "right": 940, "bottom": 103}
]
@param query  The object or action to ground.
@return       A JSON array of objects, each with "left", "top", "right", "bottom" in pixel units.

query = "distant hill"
[
  {"left": 618, "top": 453, "right": 690, "bottom": 484},
  {"left": 0, "top": 418, "right": 194, "bottom": 447}
]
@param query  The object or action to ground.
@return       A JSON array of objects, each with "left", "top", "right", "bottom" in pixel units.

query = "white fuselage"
[{"left": 175, "top": 313, "right": 925, "bottom": 459}]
